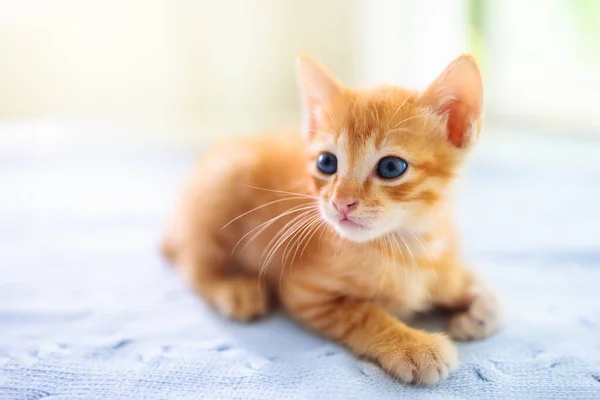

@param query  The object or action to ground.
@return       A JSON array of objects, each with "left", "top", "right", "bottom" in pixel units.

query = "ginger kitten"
[{"left": 161, "top": 54, "right": 501, "bottom": 385}]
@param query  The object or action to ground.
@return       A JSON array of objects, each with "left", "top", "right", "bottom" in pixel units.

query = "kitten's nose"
[{"left": 332, "top": 197, "right": 358, "bottom": 214}]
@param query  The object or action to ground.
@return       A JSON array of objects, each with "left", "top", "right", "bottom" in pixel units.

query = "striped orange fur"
[{"left": 161, "top": 54, "right": 501, "bottom": 385}]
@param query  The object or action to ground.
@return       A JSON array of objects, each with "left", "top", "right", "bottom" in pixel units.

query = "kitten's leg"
[
  {"left": 281, "top": 278, "right": 458, "bottom": 385},
  {"left": 162, "top": 151, "right": 274, "bottom": 321},
  {"left": 174, "top": 237, "right": 271, "bottom": 322},
  {"left": 431, "top": 266, "right": 502, "bottom": 341}
]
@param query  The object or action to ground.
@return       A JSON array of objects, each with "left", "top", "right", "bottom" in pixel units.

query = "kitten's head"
[{"left": 296, "top": 55, "right": 483, "bottom": 243}]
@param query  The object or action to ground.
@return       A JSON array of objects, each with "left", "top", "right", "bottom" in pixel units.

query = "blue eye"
[
  {"left": 317, "top": 152, "right": 337, "bottom": 175},
  {"left": 377, "top": 156, "right": 408, "bottom": 179}
]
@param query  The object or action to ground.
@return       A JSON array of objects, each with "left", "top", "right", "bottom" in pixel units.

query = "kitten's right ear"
[
  {"left": 296, "top": 55, "right": 344, "bottom": 138},
  {"left": 420, "top": 54, "right": 483, "bottom": 148}
]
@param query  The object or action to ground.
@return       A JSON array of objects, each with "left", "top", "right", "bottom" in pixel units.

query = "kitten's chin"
[
  {"left": 320, "top": 208, "right": 382, "bottom": 243},
  {"left": 332, "top": 226, "right": 377, "bottom": 243},
  {"left": 325, "top": 218, "right": 382, "bottom": 243}
]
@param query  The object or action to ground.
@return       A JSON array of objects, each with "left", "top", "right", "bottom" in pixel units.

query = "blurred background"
[{"left": 1, "top": 0, "right": 599, "bottom": 148}]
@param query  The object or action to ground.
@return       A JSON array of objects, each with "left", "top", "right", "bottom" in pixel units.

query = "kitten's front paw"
[
  {"left": 448, "top": 292, "right": 502, "bottom": 341},
  {"left": 378, "top": 333, "right": 458, "bottom": 385},
  {"left": 210, "top": 277, "right": 271, "bottom": 322}
]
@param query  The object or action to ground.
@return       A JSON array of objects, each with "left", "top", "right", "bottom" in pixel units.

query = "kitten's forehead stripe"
[
  {"left": 358, "top": 135, "right": 378, "bottom": 180},
  {"left": 339, "top": 99, "right": 388, "bottom": 181},
  {"left": 343, "top": 97, "right": 415, "bottom": 168}
]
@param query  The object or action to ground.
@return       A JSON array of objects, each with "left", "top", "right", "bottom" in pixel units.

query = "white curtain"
[{"left": 1, "top": 0, "right": 597, "bottom": 142}]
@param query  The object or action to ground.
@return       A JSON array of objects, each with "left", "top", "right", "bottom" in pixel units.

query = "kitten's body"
[{"left": 162, "top": 56, "right": 501, "bottom": 385}]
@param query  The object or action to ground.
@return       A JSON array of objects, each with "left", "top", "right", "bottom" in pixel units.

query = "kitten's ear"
[
  {"left": 296, "top": 55, "right": 344, "bottom": 138},
  {"left": 421, "top": 54, "right": 483, "bottom": 148}
]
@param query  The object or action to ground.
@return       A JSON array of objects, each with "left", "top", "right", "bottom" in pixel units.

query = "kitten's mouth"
[{"left": 338, "top": 216, "right": 370, "bottom": 230}]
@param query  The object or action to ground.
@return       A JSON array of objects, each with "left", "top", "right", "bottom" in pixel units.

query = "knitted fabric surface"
[{"left": 1, "top": 125, "right": 600, "bottom": 399}]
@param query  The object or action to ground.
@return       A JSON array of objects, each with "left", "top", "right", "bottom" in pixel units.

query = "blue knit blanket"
[{"left": 1, "top": 128, "right": 600, "bottom": 399}]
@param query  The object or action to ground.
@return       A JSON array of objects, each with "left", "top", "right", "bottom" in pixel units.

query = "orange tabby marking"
[{"left": 161, "top": 54, "right": 502, "bottom": 385}]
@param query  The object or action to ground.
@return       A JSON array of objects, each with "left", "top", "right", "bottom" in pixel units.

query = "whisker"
[
  {"left": 374, "top": 235, "right": 390, "bottom": 299},
  {"left": 300, "top": 220, "right": 327, "bottom": 261},
  {"left": 260, "top": 210, "right": 315, "bottom": 266},
  {"left": 280, "top": 213, "right": 321, "bottom": 289},
  {"left": 258, "top": 214, "right": 308, "bottom": 286},
  {"left": 242, "top": 184, "right": 315, "bottom": 199},
  {"left": 282, "top": 213, "right": 320, "bottom": 266},
  {"left": 259, "top": 210, "right": 318, "bottom": 284},
  {"left": 386, "top": 114, "right": 427, "bottom": 135},
  {"left": 389, "top": 233, "right": 408, "bottom": 284},
  {"left": 385, "top": 95, "right": 411, "bottom": 131},
  {"left": 406, "top": 228, "right": 435, "bottom": 269},
  {"left": 406, "top": 229, "right": 435, "bottom": 307},
  {"left": 255, "top": 208, "right": 317, "bottom": 284},
  {"left": 373, "top": 235, "right": 385, "bottom": 298},
  {"left": 384, "top": 127, "right": 413, "bottom": 136},
  {"left": 223, "top": 196, "right": 311, "bottom": 230},
  {"left": 389, "top": 232, "right": 407, "bottom": 267},
  {"left": 232, "top": 203, "right": 317, "bottom": 254},
  {"left": 317, "top": 219, "right": 328, "bottom": 244},
  {"left": 267, "top": 212, "right": 319, "bottom": 289},
  {"left": 373, "top": 237, "right": 384, "bottom": 298},
  {"left": 334, "top": 236, "right": 343, "bottom": 259},
  {"left": 406, "top": 228, "right": 439, "bottom": 294},
  {"left": 290, "top": 215, "right": 322, "bottom": 265},
  {"left": 395, "top": 232, "right": 418, "bottom": 268}
]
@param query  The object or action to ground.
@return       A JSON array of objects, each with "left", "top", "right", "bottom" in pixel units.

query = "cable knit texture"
[{"left": 1, "top": 127, "right": 600, "bottom": 399}]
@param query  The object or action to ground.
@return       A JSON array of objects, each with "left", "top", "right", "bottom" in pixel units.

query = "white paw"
[{"left": 448, "top": 292, "right": 502, "bottom": 341}]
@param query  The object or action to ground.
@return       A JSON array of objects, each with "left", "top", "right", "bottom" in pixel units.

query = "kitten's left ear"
[
  {"left": 296, "top": 55, "right": 345, "bottom": 139},
  {"left": 421, "top": 54, "right": 483, "bottom": 148}
]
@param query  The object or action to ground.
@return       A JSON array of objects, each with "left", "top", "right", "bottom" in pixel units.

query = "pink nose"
[{"left": 332, "top": 197, "right": 358, "bottom": 214}]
